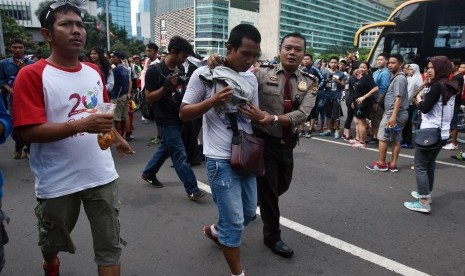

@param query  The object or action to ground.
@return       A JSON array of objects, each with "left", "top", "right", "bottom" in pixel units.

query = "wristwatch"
[{"left": 272, "top": 115, "right": 279, "bottom": 126}]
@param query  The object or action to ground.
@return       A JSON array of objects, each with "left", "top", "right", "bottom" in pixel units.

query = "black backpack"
[
  {"left": 140, "top": 63, "right": 165, "bottom": 121},
  {"left": 140, "top": 86, "right": 154, "bottom": 120}
]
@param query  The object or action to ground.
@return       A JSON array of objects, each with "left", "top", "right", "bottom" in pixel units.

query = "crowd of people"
[{"left": 0, "top": 1, "right": 464, "bottom": 275}]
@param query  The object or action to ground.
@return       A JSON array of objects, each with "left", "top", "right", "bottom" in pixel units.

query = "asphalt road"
[{"left": 1, "top": 111, "right": 465, "bottom": 276}]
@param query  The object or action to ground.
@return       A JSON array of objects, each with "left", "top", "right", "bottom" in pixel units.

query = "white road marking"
[
  {"left": 311, "top": 137, "right": 465, "bottom": 169},
  {"left": 197, "top": 182, "right": 431, "bottom": 276}
]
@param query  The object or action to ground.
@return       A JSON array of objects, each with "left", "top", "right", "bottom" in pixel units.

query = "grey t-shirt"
[
  {"left": 384, "top": 72, "right": 409, "bottom": 115},
  {"left": 182, "top": 66, "right": 259, "bottom": 159}
]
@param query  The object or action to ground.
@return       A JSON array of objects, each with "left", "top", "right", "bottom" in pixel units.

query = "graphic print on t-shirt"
[{"left": 68, "top": 90, "right": 100, "bottom": 117}]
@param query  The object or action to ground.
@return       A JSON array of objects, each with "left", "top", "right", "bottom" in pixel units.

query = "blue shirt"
[
  {"left": 372, "top": 67, "right": 391, "bottom": 99},
  {"left": 111, "top": 64, "right": 129, "bottom": 99},
  {"left": 0, "top": 57, "right": 35, "bottom": 88},
  {"left": 0, "top": 97, "right": 12, "bottom": 198}
]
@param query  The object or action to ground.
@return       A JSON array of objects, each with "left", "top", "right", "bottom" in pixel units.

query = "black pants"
[
  {"left": 402, "top": 105, "right": 415, "bottom": 145},
  {"left": 181, "top": 118, "right": 202, "bottom": 165},
  {"left": 344, "top": 98, "right": 355, "bottom": 130},
  {"left": 257, "top": 135, "right": 294, "bottom": 244}
]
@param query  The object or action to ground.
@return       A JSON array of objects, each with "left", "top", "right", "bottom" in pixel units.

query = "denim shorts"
[
  {"left": 206, "top": 158, "right": 257, "bottom": 248},
  {"left": 35, "top": 180, "right": 122, "bottom": 265}
]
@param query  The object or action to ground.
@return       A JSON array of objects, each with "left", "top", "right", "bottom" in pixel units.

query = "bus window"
[
  {"left": 388, "top": 35, "right": 420, "bottom": 64},
  {"left": 369, "top": 37, "right": 385, "bottom": 68},
  {"left": 390, "top": 3, "right": 425, "bottom": 33},
  {"left": 435, "top": 26, "right": 465, "bottom": 48}
]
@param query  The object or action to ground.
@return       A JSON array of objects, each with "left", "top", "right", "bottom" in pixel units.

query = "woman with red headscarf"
[{"left": 404, "top": 56, "right": 458, "bottom": 213}]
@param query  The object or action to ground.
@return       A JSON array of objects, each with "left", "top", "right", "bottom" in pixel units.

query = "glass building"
[
  {"left": 230, "top": 0, "right": 259, "bottom": 12},
  {"left": 139, "top": 0, "right": 150, "bottom": 12},
  {"left": 153, "top": 0, "right": 194, "bottom": 15},
  {"left": 97, "top": 0, "right": 132, "bottom": 38},
  {"left": 150, "top": 0, "right": 194, "bottom": 42},
  {"left": 259, "top": 0, "right": 391, "bottom": 59},
  {"left": 194, "top": 0, "right": 229, "bottom": 56}
]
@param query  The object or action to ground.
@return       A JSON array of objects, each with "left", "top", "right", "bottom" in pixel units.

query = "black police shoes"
[{"left": 265, "top": 240, "right": 294, "bottom": 258}]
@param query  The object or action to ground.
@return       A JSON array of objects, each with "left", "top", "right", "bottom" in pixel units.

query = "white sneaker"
[
  {"left": 404, "top": 200, "right": 431, "bottom": 213},
  {"left": 442, "top": 143, "right": 458, "bottom": 150},
  {"left": 410, "top": 191, "right": 432, "bottom": 204}
]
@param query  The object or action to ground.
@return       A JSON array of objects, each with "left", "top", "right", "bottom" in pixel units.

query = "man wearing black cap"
[{"left": 110, "top": 51, "right": 132, "bottom": 136}]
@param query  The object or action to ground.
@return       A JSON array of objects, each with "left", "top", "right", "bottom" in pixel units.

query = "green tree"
[
  {"left": 357, "top": 48, "right": 371, "bottom": 62},
  {"left": 1, "top": 13, "right": 48, "bottom": 55},
  {"left": 34, "top": 1, "right": 52, "bottom": 20},
  {"left": 34, "top": 2, "right": 145, "bottom": 56}
]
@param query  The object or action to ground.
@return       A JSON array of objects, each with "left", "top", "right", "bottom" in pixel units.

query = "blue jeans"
[
  {"left": 414, "top": 141, "right": 445, "bottom": 197},
  {"left": 206, "top": 158, "right": 257, "bottom": 248},
  {"left": 143, "top": 125, "right": 199, "bottom": 194}
]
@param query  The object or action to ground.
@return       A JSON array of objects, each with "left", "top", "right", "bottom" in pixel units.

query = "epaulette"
[
  {"left": 299, "top": 69, "right": 318, "bottom": 82},
  {"left": 259, "top": 64, "right": 275, "bottom": 68}
]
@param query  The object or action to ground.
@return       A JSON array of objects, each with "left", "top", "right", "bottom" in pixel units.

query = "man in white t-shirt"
[
  {"left": 180, "top": 24, "right": 263, "bottom": 276},
  {"left": 12, "top": 2, "right": 133, "bottom": 275}
]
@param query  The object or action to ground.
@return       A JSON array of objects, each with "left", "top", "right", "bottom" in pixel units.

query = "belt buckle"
[{"left": 280, "top": 139, "right": 286, "bottom": 145}]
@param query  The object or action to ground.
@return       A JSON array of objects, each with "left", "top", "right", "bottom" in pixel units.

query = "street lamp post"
[{"left": 106, "top": 0, "right": 111, "bottom": 51}]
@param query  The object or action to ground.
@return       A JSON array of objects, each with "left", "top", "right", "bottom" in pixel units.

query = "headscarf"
[
  {"left": 428, "top": 56, "right": 458, "bottom": 104},
  {"left": 407, "top": 63, "right": 423, "bottom": 101}
]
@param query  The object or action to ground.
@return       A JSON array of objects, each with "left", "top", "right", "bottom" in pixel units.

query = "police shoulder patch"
[{"left": 299, "top": 70, "right": 318, "bottom": 82}]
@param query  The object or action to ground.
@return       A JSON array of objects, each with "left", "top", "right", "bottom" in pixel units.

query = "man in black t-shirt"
[{"left": 141, "top": 36, "right": 207, "bottom": 201}]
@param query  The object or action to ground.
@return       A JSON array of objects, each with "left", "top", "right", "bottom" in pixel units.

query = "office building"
[
  {"left": 229, "top": 0, "right": 259, "bottom": 36},
  {"left": 136, "top": 0, "right": 151, "bottom": 42},
  {"left": 194, "top": 0, "right": 258, "bottom": 56},
  {"left": 194, "top": 0, "right": 229, "bottom": 56},
  {"left": 152, "top": 0, "right": 194, "bottom": 16},
  {"left": 97, "top": 0, "right": 132, "bottom": 38},
  {"left": 139, "top": 0, "right": 150, "bottom": 12},
  {"left": 258, "top": 0, "right": 392, "bottom": 59},
  {"left": 154, "top": 8, "right": 195, "bottom": 50},
  {"left": 150, "top": 0, "right": 194, "bottom": 43},
  {"left": 360, "top": 27, "right": 383, "bottom": 49},
  {"left": 0, "top": 0, "right": 97, "bottom": 46},
  {"left": 136, "top": 12, "right": 152, "bottom": 43},
  {"left": 149, "top": 0, "right": 258, "bottom": 56}
]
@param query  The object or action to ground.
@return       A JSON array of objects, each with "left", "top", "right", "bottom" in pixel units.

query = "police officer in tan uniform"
[
  {"left": 208, "top": 32, "right": 315, "bottom": 259},
  {"left": 249, "top": 33, "right": 315, "bottom": 258}
]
